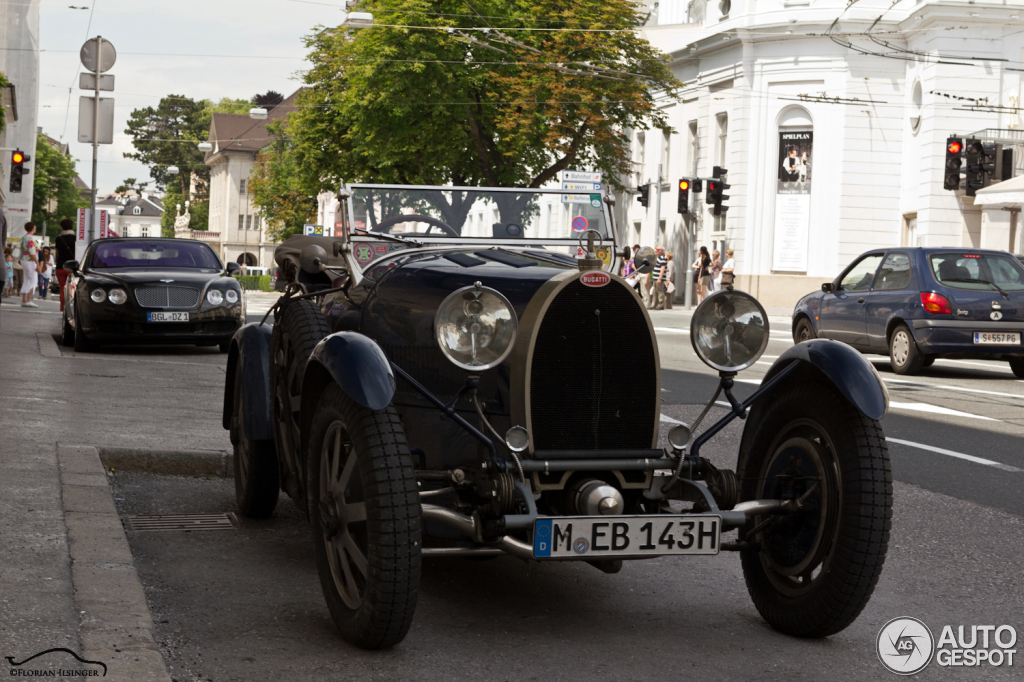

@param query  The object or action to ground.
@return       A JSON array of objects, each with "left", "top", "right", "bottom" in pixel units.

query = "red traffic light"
[
  {"left": 679, "top": 180, "right": 689, "bottom": 191},
  {"left": 947, "top": 141, "right": 962, "bottom": 155},
  {"left": 11, "top": 151, "right": 24, "bottom": 163}
]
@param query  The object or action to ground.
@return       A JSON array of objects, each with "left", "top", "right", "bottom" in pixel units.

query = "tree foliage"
[
  {"left": 252, "top": 90, "right": 284, "bottom": 108},
  {"left": 32, "top": 133, "right": 87, "bottom": 237},
  {"left": 290, "top": 0, "right": 680, "bottom": 202},
  {"left": 248, "top": 121, "right": 317, "bottom": 243}
]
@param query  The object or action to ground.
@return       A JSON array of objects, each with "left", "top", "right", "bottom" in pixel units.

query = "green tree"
[
  {"left": 32, "top": 133, "right": 87, "bottom": 238},
  {"left": 114, "top": 177, "right": 150, "bottom": 195},
  {"left": 290, "top": 0, "right": 680, "bottom": 219},
  {"left": 248, "top": 121, "right": 317, "bottom": 242}
]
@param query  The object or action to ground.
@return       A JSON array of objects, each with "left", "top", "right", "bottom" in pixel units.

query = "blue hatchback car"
[{"left": 792, "top": 248, "right": 1024, "bottom": 376}]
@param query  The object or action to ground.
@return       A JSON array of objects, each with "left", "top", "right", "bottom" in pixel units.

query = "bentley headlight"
[
  {"left": 690, "top": 290, "right": 769, "bottom": 372},
  {"left": 435, "top": 282, "right": 517, "bottom": 371},
  {"left": 108, "top": 288, "right": 127, "bottom": 305},
  {"left": 90, "top": 288, "right": 107, "bottom": 303},
  {"left": 225, "top": 289, "right": 239, "bottom": 304},
  {"left": 206, "top": 289, "right": 224, "bottom": 306}
]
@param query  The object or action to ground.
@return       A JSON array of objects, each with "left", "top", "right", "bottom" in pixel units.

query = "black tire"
[
  {"left": 61, "top": 308, "right": 75, "bottom": 347},
  {"left": 920, "top": 356, "right": 935, "bottom": 368},
  {"left": 308, "top": 383, "right": 420, "bottom": 649},
  {"left": 888, "top": 324, "right": 924, "bottom": 375},
  {"left": 231, "top": 365, "right": 280, "bottom": 518},
  {"left": 219, "top": 341, "right": 231, "bottom": 353},
  {"left": 73, "top": 309, "right": 95, "bottom": 353},
  {"left": 793, "top": 317, "right": 816, "bottom": 344},
  {"left": 271, "top": 299, "right": 330, "bottom": 497},
  {"left": 739, "top": 379, "right": 892, "bottom": 638},
  {"left": 1010, "top": 357, "right": 1024, "bottom": 378}
]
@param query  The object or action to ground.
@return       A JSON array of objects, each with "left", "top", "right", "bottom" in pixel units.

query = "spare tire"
[{"left": 270, "top": 298, "right": 330, "bottom": 505}]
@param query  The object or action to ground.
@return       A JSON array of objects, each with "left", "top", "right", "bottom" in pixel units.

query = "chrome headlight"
[
  {"left": 107, "top": 288, "right": 127, "bottom": 305},
  {"left": 90, "top": 288, "right": 107, "bottom": 303},
  {"left": 206, "top": 289, "right": 224, "bottom": 306},
  {"left": 225, "top": 289, "right": 239, "bottom": 304},
  {"left": 435, "top": 282, "right": 517, "bottom": 371},
  {"left": 690, "top": 290, "right": 769, "bottom": 372}
]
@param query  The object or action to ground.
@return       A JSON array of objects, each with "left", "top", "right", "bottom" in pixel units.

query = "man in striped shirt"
[{"left": 649, "top": 245, "right": 668, "bottom": 310}]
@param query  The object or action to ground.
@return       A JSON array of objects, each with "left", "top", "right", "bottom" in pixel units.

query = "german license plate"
[
  {"left": 147, "top": 312, "right": 189, "bottom": 322},
  {"left": 533, "top": 515, "right": 721, "bottom": 559},
  {"left": 973, "top": 331, "right": 1020, "bottom": 344}
]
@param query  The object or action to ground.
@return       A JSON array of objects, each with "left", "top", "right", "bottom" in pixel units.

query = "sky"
[{"left": 37, "top": 0, "right": 343, "bottom": 195}]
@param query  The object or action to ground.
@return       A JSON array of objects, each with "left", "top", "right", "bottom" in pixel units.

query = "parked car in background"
[
  {"left": 62, "top": 238, "right": 245, "bottom": 352},
  {"left": 793, "top": 247, "right": 1024, "bottom": 376}
]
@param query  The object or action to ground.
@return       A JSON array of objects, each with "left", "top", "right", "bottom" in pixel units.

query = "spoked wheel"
[
  {"left": 270, "top": 299, "right": 329, "bottom": 503},
  {"left": 739, "top": 379, "right": 892, "bottom": 638},
  {"left": 231, "top": 363, "right": 280, "bottom": 518},
  {"left": 308, "top": 384, "right": 421, "bottom": 649}
]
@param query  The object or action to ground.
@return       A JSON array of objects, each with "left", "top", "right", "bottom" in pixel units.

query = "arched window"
[{"left": 910, "top": 81, "right": 923, "bottom": 134}]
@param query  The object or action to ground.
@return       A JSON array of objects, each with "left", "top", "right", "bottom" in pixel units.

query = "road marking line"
[
  {"left": 886, "top": 438, "right": 1023, "bottom": 472},
  {"left": 933, "top": 358, "right": 1013, "bottom": 370},
  {"left": 882, "top": 377, "right": 1024, "bottom": 400},
  {"left": 887, "top": 401, "right": 997, "bottom": 421}
]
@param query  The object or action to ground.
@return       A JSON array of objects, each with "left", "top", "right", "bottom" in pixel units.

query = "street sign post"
[
  {"left": 79, "top": 36, "right": 116, "bottom": 247},
  {"left": 561, "top": 170, "right": 602, "bottom": 183},
  {"left": 75, "top": 208, "right": 110, "bottom": 261}
]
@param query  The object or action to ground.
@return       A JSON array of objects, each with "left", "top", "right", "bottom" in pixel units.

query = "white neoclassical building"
[{"left": 622, "top": 0, "right": 1024, "bottom": 307}]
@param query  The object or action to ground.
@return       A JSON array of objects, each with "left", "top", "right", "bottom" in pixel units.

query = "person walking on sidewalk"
[
  {"left": 692, "top": 246, "right": 712, "bottom": 304},
  {"left": 19, "top": 222, "right": 40, "bottom": 308},
  {"left": 37, "top": 247, "right": 54, "bottom": 299},
  {"left": 721, "top": 248, "right": 736, "bottom": 291},
  {"left": 3, "top": 248, "right": 15, "bottom": 298},
  {"left": 54, "top": 219, "right": 76, "bottom": 311},
  {"left": 665, "top": 251, "right": 676, "bottom": 309},
  {"left": 648, "top": 245, "right": 668, "bottom": 310},
  {"left": 710, "top": 249, "right": 723, "bottom": 293}
]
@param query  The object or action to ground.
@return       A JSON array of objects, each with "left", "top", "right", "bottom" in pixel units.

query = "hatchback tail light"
[{"left": 920, "top": 291, "right": 951, "bottom": 314}]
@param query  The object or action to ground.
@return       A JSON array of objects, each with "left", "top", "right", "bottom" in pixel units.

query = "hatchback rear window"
[{"left": 929, "top": 253, "right": 1024, "bottom": 291}]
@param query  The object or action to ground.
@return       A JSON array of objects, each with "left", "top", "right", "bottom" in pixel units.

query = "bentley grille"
[
  {"left": 135, "top": 285, "right": 201, "bottom": 308},
  {"left": 529, "top": 279, "right": 658, "bottom": 450}
]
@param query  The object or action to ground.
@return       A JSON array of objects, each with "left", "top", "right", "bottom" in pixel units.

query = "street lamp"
[
  {"left": 248, "top": 107, "right": 268, "bottom": 120},
  {"left": 167, "top": 166, "right": 180, "bottom": 175},
  {"left": 197, "top": 141, "right": 213, "bottom": 153},
  {"left": 342, "top": 11, "right": 374, "bottom": 27}
]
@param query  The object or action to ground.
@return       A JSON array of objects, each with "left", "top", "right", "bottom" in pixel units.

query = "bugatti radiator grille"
[
  {"left": 134, "top": 285, "right": 200, "bottom": 308},
  {"left": 529, "top": 279, "right": 657, "bottom": 451}
]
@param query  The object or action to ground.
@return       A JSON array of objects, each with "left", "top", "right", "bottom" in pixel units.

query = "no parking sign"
[{"left": 571, "top": 216, "right": 588, "bottom": 232}]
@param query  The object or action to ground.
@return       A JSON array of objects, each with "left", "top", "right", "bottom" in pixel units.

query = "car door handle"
[{"left": 857, "top": 297, "right": 865, "bottom": 304}]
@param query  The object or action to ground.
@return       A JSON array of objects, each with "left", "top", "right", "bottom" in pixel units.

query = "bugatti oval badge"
[{"left": 580, "top": 271, "right": 611, "bottom": 288}]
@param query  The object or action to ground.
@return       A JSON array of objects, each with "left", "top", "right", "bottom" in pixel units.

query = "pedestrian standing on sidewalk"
[
  {"left": 721, "top": 248, "right": 736, "bottom": 291},
  {"left": 665, "top": 251, "right": 676, "bottom": 309},
  {"left": 3, "top": 248, "right": 15, "bottom": 298},
  {"left": 710, "top": 249, "right": 723, "bottom": 293},
  {"left": 692, "top": 246, "right": 712, "bottom": 304},
  {"left": 19, "top": 222, "right": 40, "bottom": 308},
  {"left": 648, "top": 245, "right": 668, "bottom": 310},
  {"left": 54, "top": 219, "right": 76, "bottom": 311},
  {"left": 37, "top": 247, "right": 54, "bottom": 299}
]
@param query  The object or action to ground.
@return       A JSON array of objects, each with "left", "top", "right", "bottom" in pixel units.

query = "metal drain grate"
[{"left": 123, "top": 513, "right": 238, "bottom": 533}]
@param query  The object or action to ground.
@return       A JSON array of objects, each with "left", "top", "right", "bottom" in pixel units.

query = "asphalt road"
[{"left": 10, "top": 292, "right": 1023, "bottom": 680}]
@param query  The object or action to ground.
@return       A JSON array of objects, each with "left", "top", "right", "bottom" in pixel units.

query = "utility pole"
[
  {"left": 653, "top": 164, "right": 663, "bottom": 246},
  {"left": 88, "top": 36, "right": 102, "bottom": 246}
]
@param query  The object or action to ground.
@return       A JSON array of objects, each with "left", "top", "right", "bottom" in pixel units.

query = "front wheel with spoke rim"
[
  {"left": 308, "top": 384, "right": 420, "bottom": 649},
  {"left": 739, "top": 379, "right": 892, "bottom": 637}
]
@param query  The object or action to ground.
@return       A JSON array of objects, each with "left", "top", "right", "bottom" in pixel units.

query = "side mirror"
[
  {"left": 821, "top": 282, "right": 835, "bottom": 294},
  {"left": 226, "top": 262, "right": 241, "bottom": 274},
  {"left": 65, "top": 260, "right": 80, "bottom": 273}
]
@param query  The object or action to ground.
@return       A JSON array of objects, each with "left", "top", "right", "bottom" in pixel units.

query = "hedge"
[{"left": 233, "top": 275, "right": 272, "bottom": 292}]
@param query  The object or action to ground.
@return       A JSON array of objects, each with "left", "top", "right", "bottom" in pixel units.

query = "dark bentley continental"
[
  {"left": 62, "top": 238, "right": 245, "bottom": 352},
  {"left": 223, "top": 184, "right": 894, "bottom": 649}
]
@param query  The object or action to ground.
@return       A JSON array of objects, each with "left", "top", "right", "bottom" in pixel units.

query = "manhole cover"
[{"left": 123, "top": 513, "right": 238, "bottom": 532}]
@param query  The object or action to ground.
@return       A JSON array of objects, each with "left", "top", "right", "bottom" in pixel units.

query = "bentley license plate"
[
  {"left": 973, "top": 331, "right": 1020, "bottom": 344},
  {"left": 147, "top": 312, "right": 189, "bottom": 322},
  {"left": 533, "top": 515, "right": 721, "bottom": 559}
]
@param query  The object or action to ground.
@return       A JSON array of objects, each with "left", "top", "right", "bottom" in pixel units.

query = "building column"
[{"left": 980, "top": 208, "right": 1013, "bottom": 251}]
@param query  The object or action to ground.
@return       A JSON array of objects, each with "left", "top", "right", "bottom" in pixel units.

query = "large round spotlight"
[
  {"left": 690, "top": 290, "right": 769, "bottom": 372},
  {"left": 435, "top": 283, "right": 518, "bottom": 371}
]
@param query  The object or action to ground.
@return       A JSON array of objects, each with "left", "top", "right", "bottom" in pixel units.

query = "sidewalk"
[
  {"left": 647, "top": 301, "right": 793, "bottom": 330},
  {"left": 0, "top": 295, "right": 227, "bottom": 679}
]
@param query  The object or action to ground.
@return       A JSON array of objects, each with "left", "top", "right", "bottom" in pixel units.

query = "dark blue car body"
[{"left": 793, "top": 247, "right": 1024, "bottom": 363}]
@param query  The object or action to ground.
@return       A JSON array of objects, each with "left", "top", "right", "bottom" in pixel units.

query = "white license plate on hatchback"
[
  {"left": 147, "top": 312, "right": 189, "bottom": 322},
  {"left": 533, "top": 515, "right": 721, "bottom": 559},
  {"left": 973, "top": 331, "right": 1020, "bottom": 345}
]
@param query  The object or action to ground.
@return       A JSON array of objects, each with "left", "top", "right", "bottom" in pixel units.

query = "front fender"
[
  {"left": 304, "top": 332, "right": 396, "bottom": 411},
  {"left": 222, "top": 322, "right": 274, "bottom": 441},
  {"left": 760, "top": 339, "right": 889, "bottom": 420}
]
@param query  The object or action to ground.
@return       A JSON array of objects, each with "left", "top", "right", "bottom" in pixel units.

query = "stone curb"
[
  {"left": 57, "top": 444, "right": 173, "bottom": 682},
  {"left": 98, "top": 447, "right": 233, "bottom": 478}
]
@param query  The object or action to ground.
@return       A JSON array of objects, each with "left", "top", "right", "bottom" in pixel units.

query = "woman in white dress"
[{"left": 19, "top": 222, "right": 40, "bottom": 308}]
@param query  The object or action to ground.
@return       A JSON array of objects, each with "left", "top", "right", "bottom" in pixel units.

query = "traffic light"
[
  {"left": 9, "top": 149, "right": 29, "bottom": 193},
  {"left": 943, "top": 137, "right": 962, "bottom": 191},
  {"left": 964, "top": 139, "right": 984, "bottom": 197},
  {"left": 677, "top": 179, "right": 690, "bottom": 214},
  {"left": 637, "top": 184, "right": 650, "bottom": 208},
  {"left": 980, "top": 142, "right": 1002, "bottom": 186},
  {"left": 706, "top": 166, "right": 730, "bottom": 216}
]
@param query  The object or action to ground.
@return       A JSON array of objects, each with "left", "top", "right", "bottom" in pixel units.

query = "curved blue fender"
[
  {"left": 304, "top": 332, "right": 396, "bottom": 411},
  {"left": 760, "top": 338, "right": 889, "bottom": 420},
  {"left": 222, "top": 322, "right": 275, "bottom": 441}
]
